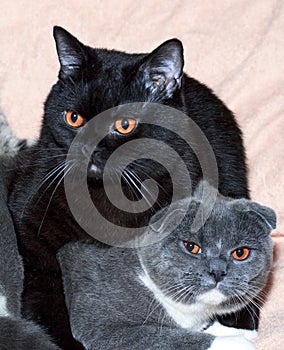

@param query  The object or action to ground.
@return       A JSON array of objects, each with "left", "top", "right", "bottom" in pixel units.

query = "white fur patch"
[
  {"left": 0, "top": 295, "right": 10, "bottom": 317},
  {"left": 196, "top": 288, "right": 227, "bottom": 305},
  {"left": 208, "top": 335, "right": 256, "bottom": 350},
  {"left": 139, "top": 269, "right": 226, "bottom": 331},
  {"left": 205, "top": 321, "right": 258, "bottom": 340}
]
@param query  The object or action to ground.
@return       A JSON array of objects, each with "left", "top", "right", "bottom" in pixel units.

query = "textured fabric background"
[{"left": 0, "top": 1, "right": 283, "bottom": 348}]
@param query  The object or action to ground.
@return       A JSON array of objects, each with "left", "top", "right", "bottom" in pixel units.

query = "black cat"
[{"left": 8, "top": 27, "right": 249, "bottom": 349}]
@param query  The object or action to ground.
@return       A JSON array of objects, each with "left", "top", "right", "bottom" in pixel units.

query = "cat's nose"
[
  {"left": 91, "top": 149, "right": 102, "bottom": 160},
  {"left": 82, "top": 145, "right": 102, "bottom": 163},
  {"left": 209, "top": 268, "right": 227, "bottom": 283},
  {"left": 82, "top": 145, "right": 102, "bottom": 159},
  {"left": 208, "top": 260, "right": 227, "bottom": 283}
]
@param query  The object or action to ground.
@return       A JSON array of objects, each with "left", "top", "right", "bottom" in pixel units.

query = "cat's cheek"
[{"left": 208, "top": 335, "right": 256, "bottom": 350}]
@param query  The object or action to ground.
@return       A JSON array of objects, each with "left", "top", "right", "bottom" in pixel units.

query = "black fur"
[{"left": 8, "top": 27, "right": 249, "bottom": 349}]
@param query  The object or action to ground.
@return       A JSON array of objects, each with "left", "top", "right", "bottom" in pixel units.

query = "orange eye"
[
  {"left": 183, "top": 241, "right": 201, "bottom": 255},
  {"left": 65, "top": 110, "right": 84, "bottom": 128},
  {"left": 232, "top": 247, "right": 250, "bottom": 261},
  {"left": 115, "top": 118, "right": 137, "bottom": 134}
]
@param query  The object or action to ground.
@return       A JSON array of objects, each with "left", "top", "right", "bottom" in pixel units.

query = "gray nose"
[
  {"left": 209, "top": 268, "right": 227, "bottom": 283},
  {"left": 208, "top": 259, "right": 227, "bottom": 283}
]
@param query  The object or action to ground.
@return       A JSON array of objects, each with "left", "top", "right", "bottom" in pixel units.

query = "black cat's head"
[
  {"left": 41, "top": 27, "right": 186, "bottom": 187},
  {"left": 139, "top": 183, "right": 276, "bottom": 315}
]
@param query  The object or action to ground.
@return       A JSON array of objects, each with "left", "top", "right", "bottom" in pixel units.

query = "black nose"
[
  {"left": 91, "top": 149, "right": 102, "bottom": 164},
  {"left": 82, "top": 145, "right": 104, "bottom": 178},
  {"left": 82, "top": 144, "right": 92, "bottom": 159},
  {"left": 82, "top": 145, "right": 102, "bottom": 160}
]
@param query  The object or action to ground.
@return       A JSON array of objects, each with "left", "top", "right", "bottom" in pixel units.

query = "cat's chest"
[{"left": 139, "top": 271, "right": 219, "bottom": 331}]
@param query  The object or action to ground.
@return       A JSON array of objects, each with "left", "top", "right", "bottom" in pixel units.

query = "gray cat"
[
  {"left": 58, "top": 183, "right": 275, "bottom": 350},
  {"left": 0, "top": 120, "right": 59, "bottom": 349}
]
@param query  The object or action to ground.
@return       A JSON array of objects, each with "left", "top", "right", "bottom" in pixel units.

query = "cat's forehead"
[
  {"left": 177, "top": 204, "right": 254, "bottom": 244},
  {"left": 69, "top": 49, "right": 146, "bottom": 112},
  {"left": 94, "top": 48, "right": 144, "bottom": 68}
]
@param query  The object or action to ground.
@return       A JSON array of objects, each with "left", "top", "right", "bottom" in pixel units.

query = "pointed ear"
[
  {"left": 140, "top": 39, "right": 184, "bottom": 99},
  {"left": 53, "top": 26, "right": 86, "bottom": 78}
]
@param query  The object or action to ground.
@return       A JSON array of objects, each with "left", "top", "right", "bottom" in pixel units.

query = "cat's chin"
[
  {"left": 196, "top": 288, "right": 227, "bottom": 305},
  {"left": 87, "top": 164, "right": 107, "bottom": 183},
  {"left": 88, "top": 164, "right": 103, "bottom": 177}
]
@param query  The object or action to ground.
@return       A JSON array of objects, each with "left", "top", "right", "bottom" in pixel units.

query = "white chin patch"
[{"left": 196, "top": 288, "right": 227, "bottom": 305}]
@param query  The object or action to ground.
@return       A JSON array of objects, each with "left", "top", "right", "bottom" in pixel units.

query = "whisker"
[
  {"left": 143, "top": 298, "right": 161, "bottom": 325},
  {"left": 127, "top": 169, "right": 163, "bottom": 209},
  {"left": 123, "top": 170, "right": 153, "bottom": 210},
  {"left": 130, "top": 162, "right": 168, "bottom": 195},
  {"left": 37, "top": 162, "right": 75, "bottom": 236},
  {"left": 174, "top": 285, "right": 196, "bottom": 303},
  {"left": 35, "top": 160, "right": 74, "bottom": 205},
  {"left": 120, "top": 172, "right": 140, "bottom": 202},
  {"left": 20, "top": 161, "right": 68, "bottom": 219}
]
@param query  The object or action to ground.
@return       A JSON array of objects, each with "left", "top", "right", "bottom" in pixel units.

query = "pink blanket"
[{"left": 0, "top": 1, "right": 283, "bottom": 348}]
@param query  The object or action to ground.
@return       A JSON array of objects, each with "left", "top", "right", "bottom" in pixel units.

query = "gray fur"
[
  {"left": 0, "top": 110, "right": 35, "bottom": 155},
  {"left": 0, "top": 317, "right": 60, "bottom": 350},
  {"left": 58, "top": 184, "right": 275, "bottom": 350},
  {"left": 0, "top": 157, "right": 23, "bottom": 317},
  {"left": 0, "top": 157, "right": 61, "bottom": 349}
]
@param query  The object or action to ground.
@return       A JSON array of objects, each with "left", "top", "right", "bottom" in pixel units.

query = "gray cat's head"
[{"left": 139, "top": 183, "right": 276, "bottom": 314}]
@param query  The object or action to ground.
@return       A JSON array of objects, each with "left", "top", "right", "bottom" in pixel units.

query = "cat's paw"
[
  {"left": 208, "top": 335, "right": 256, "bottom": 350},
  {"left": 205, "top": 321, "right": 258, "bottom": 340}
]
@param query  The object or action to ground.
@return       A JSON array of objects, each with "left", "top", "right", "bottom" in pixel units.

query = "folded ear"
[
  {"left": 247, "top": 202, "right": 277, "bottom": 231},
  {"left": 53, "top": 26, "right": 86, "bottom": 78},
  {"left": 233, "top": 199, "right": 277, "bottom": 232},
  {"left": 149, "top": 197, "right": 194, "bottom": 234},
  {"left": 140, "top": 39, "right": 184, "bottom": 99}
]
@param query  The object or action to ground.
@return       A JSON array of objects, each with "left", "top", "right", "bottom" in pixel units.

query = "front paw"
[
  {"left": 205, "top": 321, "right": 258, "bottom": 340},
  {"left": 208, "top": 335, "right": 255, "bottom": 350}
]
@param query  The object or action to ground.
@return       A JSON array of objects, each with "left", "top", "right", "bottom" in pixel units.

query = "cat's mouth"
[
  {"left": 88, "top": 163, "right": 103, "bottom": 179},
  {"left": 87, "top": 162, "right": 117, "bottom": 186}
]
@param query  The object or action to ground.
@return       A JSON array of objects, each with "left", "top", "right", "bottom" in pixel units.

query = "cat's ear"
[
  {"left": 247, "top": 202, "right": 277, "bottom": 231},
  {"left": 148, "top": 197, "right": 194, "bottom": 234},
  {"left": 53, "top": 26, "right": 86, "bottom": 78},
  {"left": 192, "top": 180, "right": 219, "bottom": 202},
  {"left": 235, "top": 199, "right": 277, "bottom": 232},
  {"left": 140, "top": 39, "right": 184, "bottom": 98}
]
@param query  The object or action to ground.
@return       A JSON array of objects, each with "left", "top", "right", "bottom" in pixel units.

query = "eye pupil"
[
  {"left": 232, "top": 247, "right": 250, "bottom": 261},
  {"left": 183, "top": 241, "right": 201, "bottom": 254},
  {"left": 71, "top": 112, "right": 78, "bottom": 123},
  {"left": 236, "top": 249, "right": 244, "bottom": 258},
  {"left": 65, "top": 110, "right": 84, "bottom": 128},
  {"left": 115, "top": 118, "right": 137, "bottom": 134},
  {"left": 121, "top": 119, "right": 130, "bottom": 130}
]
